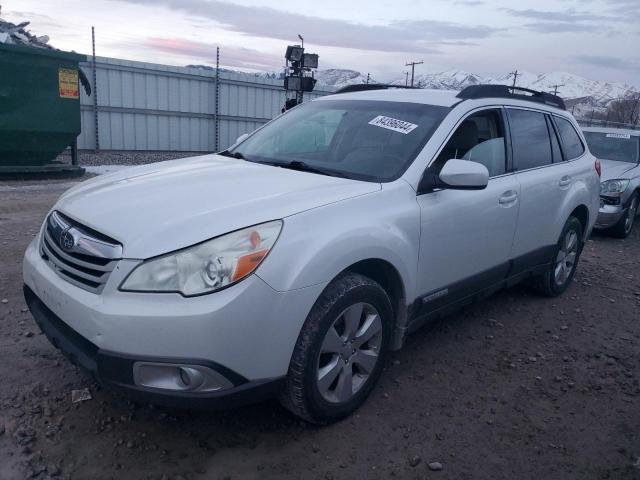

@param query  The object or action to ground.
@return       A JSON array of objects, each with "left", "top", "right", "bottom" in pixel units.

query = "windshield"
[
  {"left": 584, "top": 131, "right": 639, "bottom": 164},
  {"left": 231, "top": 99, "right": 450, "bottom": 182}
]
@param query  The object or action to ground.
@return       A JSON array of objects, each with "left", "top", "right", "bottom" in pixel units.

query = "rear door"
[{"left": 508, "top": 108, "right": 575, "bottom": 271}]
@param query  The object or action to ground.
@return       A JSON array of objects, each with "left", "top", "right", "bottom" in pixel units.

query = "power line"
[{"left": 405, "top": 61, "right": 423, "bottom": 87}]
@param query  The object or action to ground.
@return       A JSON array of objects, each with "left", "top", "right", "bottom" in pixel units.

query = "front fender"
[{"left": 256, "top": 182, "right": 420, "bottom": 302}]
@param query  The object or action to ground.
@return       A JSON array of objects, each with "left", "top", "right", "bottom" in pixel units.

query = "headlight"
[
  {"left": 600, "top": 179, "right": 629, "bottom": 196},
  {"left": 120, "top": 220, "right": 282, "bottom": 296}
]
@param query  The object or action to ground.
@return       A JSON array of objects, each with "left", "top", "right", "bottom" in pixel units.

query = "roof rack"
[
  {"left": 457, "top": 85, "right": 566, "bottom": 110},
  {"left": 333, "top": 83, "right": 419, "bottom": 94}
]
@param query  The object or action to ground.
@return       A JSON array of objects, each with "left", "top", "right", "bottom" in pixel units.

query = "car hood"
[
  {"left": 599, "top": 159, "right": 640, "bottom": 182},
  {"left": 55, "top": 154, "right": 380, "bottom": 258}
]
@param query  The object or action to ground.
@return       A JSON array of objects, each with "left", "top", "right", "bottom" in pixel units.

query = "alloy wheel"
[
  {"left": 316, "top": 302, "right": 383, "bottom": 404},
  {"left": 554, "top": 229, "right": 579, "bottom": 286},
  {"left": 624, "top": 197, "right": 638, "bottom": 235}
]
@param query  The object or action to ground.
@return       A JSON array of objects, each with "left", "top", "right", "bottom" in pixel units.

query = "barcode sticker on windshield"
[
  {"left": 368, "top": 115, "right": 418, "bottom": 134},
  {"left": 606, "top": 133, "right": 631, "bottom": 139}
]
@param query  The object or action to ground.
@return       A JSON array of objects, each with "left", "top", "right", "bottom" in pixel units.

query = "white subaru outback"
[{"left": 23, "top": 85, "right": 600, "bottom": 423}]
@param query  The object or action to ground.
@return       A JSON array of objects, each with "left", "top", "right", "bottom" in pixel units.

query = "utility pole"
[
  {"left": 365, "top": 72, "right": 370, "bottom": 85},
  {"left": 549, "top": 84, "right": 564, "bottom": 96},
  {"left": 297, "top": 34, "right": 304, "bottom": 104},
  {"left": 91, "top": 26, "right": 99, "bottom": 151},
  {"left": 509, "top": 69, "right": 520, "bottom": 87},
  {"left": 215, "top": 46, "right": 220, "bottom": 152},
  {"left": 404, "top": 71, "right": 409, "bottom": 86},
  {"left": 405, "top": 61, "right": 423, "bottom": 87}
]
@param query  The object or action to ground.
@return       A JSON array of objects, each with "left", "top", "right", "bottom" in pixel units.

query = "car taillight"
[{"left": 595, "top": 159, "right": 601, "bottom": 177}]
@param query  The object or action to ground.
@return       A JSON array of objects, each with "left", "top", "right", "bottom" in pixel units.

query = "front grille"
[{"left": 40, "top": 211, "right": 122, "bottom": 294}]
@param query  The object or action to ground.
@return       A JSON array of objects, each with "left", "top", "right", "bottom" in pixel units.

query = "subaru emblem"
[{"left": 59, "top": 228, "right": 75, "bottom": 251}]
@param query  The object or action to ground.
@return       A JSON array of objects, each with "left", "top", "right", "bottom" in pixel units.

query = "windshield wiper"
[
  {"left": 218, "top": 150, "right": 245, "bottom": 159},
  {"left": 277, "top": 160, "right": 332, "bottom": 176}
]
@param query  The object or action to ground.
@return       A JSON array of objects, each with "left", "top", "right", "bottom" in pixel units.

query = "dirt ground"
[{"left": 1, "top": 176, "right": 639, "bottom": 480}]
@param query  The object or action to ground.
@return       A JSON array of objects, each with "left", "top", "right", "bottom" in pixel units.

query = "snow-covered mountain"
[
  {"left": 305, "top": 67, "right": 637, "bottom": 106},
  {"left": 313, "top": 69, "right": 374, "bottom": 87},
  {"left": 251, "top": 68, "right": 373, "bottom": 86},
  {"left": 387, "top": 69, "right": 637, "bottom": 106},
  {"left": 504, "top": 71, "right": 636, "bottom": 104},
  {"left": 390, "top": 68, "right": 485, "bottom": 90},
  {"left": 209, "top": 65, "right": 637, "bottom": 114}
]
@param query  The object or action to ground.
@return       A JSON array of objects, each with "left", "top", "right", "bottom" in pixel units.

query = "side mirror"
[
  {"left": 235, "top": 133, "right": 250, "bottom": 145},
  {"left": 419, "top": 159, "right": 489, "bottom": 193}
]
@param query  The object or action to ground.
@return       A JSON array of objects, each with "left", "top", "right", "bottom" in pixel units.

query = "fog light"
[{"left": 133, "top": 362, "right": 234, "bottom": 393}]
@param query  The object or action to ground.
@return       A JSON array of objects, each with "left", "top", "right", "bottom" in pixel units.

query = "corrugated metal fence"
[{"left": 77, "top": 56, "right": 334, "bottom": 151}]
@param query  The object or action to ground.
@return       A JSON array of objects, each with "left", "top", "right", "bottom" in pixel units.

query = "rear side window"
[
  {"left": 555, "top": 117, "right": 585, "bottom": 159},
  {"left": 508, "top": 109, "right": 553, "bottom": 170},
  {"left": 546, "top": 116, "right": 564, "bottom": 162}
]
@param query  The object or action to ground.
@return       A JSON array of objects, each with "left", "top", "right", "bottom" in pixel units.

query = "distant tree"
[{"left": 604, "top": 94, "right": 640, "bottom": 125}]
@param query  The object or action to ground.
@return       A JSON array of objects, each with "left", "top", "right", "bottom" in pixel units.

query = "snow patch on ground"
[{"left": 84, "top": 165, "right": 133, "bottom": 175}]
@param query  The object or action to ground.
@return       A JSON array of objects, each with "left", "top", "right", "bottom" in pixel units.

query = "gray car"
[{"left": 583, "top": 127, "right": 640, "bottom": 237}]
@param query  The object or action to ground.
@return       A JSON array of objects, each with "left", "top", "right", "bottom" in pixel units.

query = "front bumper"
[
  {"left": 24, "top": 285, "right": 283, "bottom": 408},
  {"left": 594, "top": 203, "right": 625, "bottom": 230},
  {"left": 23, "top": 237, "right": 326, "bottom": 406}
]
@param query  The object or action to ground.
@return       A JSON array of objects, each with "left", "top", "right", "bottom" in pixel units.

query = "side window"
[
  {"left": 508, "top": 109, "right": 553, "bottom": 171},
  {"left": 436, "top": 109, "right": 506, "bottom": 177},
  {"left": 546, "top": 116, "right": 564, "bottom": 162},
  {"left": 555, "top": 116, "right": 585, "bottom": 159}
]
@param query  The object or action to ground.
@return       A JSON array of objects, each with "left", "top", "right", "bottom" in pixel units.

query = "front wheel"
[
  {"left": 531, "top": 216, "right": 583, "bottom": 297},
  {"left": 279, "top": 273, "right": 392, "bottom": 424},
  {"left": 610, "top": 193, "right": 639, "bottom": 238}
]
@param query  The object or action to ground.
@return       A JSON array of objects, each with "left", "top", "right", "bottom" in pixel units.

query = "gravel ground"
[
  {"left": 0, "top": 178, "right": 639, "bottom": 480},
  {"left": 55, "top": 150, "right": 204, "bottom": 166}
]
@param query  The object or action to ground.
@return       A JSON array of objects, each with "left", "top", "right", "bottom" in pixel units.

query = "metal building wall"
[{"left": 78, "top": 56, "right": 334, "bottom": 151}]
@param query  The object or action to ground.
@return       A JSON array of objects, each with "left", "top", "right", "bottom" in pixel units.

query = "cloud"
[
  {"left": 113, "top": 0, "right": 501, "bottom": 54},
  {"left": 574, "top": 55, "right": 640, "bottom": 71},
  {"left": 453, "top": 0, "right": 485, "bottom": 6},
  {"left": 523, "top": 22, "right": 595, "bottom": 33},
  {"left": 504, "top": 5, "right": 639, "bottom": 30},
  {"left": 145, "top": 37, "right": 283, "bottom": 70},
  {"left": 1, "top": 9, "right": 64, "bottom": 30},
  {"left": 504, "top": 8, "right": 599, "bottom": 22}
]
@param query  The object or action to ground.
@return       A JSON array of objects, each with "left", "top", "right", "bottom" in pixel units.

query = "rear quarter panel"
[{"left": 570, "top": 152, "right": 600, "bottom": 238}]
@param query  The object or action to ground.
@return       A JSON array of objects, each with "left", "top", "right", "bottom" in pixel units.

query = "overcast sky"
[{"left": 3, "top": 0, "right": 639, "bottom": 85}]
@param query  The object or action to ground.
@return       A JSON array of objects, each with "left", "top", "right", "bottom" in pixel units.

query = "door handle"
[
  {"left": 559, "top": 175, "right": 572, "bottom": 188},
  {"left": 499, "top": 190, "right": 518, "bottom": 206}
]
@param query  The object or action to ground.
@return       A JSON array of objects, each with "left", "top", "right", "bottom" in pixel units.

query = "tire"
[
  {"left": 531, "top": 216, "right": 583, "bottom": 297},
  {"left": 279, "top": 273, "right": 393, "bottom": 424},
  {"left": 610, "top": 193, "right": 639, "bottom": 239}
]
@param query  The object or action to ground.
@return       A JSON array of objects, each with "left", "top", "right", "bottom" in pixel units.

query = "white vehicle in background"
[
  {"left": 23, "top": 85, "right": 600, "bottom": 424},
  {"left": 582, "top": 127, "right": 640, "bottom": 238}
]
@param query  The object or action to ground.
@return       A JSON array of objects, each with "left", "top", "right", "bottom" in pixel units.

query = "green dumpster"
[{"left": 0, "top": 42, "right": 85, "bottom": 172}]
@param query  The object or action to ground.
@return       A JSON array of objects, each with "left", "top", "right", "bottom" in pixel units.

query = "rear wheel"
[
  {"left": 531, "top": 216, "right": 583, "bottom": 297},
  {"left": 280, "top": 273, "right": 392, "bottom": 424},
  {"left": 610, "top": 193, "right": 639, "bottom": 238}
]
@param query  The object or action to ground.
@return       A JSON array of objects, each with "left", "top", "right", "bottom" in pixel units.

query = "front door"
[{"left": 416, "top": 108, "right": 520, "bottom": 311}]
